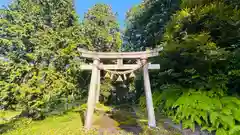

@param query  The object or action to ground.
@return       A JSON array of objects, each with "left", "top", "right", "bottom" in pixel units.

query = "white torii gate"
[{"left": 78, "top": 47, "right": 163, "bottom": 129}]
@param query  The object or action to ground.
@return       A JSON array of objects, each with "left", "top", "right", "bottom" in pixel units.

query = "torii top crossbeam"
[{"left": 78, "top": 47, "right": 163, "bottom": 59}]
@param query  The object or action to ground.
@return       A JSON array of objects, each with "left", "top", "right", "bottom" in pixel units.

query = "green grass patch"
[
  {"left": 0, "top": 110, "right": 21, "bottom": 124},
  {"left": 1, "top": 112, "right": 84, "bottom": 135},
  {"left": 0, "top": 105, "right": 181, "bottom": 135}
]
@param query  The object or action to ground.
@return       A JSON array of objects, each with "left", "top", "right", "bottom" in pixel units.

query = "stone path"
[{"left": 91, "top": 105, "right": 143, "bottom": 135}]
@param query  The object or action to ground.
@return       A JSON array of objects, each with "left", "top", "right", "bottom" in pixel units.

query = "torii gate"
[{"left": 78, "top": 47, "right": 163, "bottom": 129}]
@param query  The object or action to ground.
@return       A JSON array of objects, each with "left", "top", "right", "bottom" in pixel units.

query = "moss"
[
  {"left": 140, "top": 126, "right": 181, "bottom": 135},
  {"left": 95, "top": 103, "right": 112, "bottom": 112},
  {"left": 2, "top": 112, "right": 84, "bottom": 135},
  {"left": 111, "top": 110, "right": 138, "bottom": 126},
  {"left": 0, "top": 110, "right": 21, "bottom": 124},
  {"left": 1, "top": 107, "right": 181, "bottom": 135},
  {"left": 75, "top": 103, "right": 112, "bottom": 113},
  {"left": 92, "top": 115, "right": 120, "bottom": 128}
]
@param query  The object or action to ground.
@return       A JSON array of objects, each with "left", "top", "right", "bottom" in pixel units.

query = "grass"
[
  {"left": 0, "top": 111, "right": 129, "bottom": 135},
  {"left": 0, "top": 110, "right": 21, "bottom": 124},
  {"left": 0, "top": 105, "right": 181, "bottom": 135},
  {"left": 1, "top": 112, "right": 84, "bottom": 135}
]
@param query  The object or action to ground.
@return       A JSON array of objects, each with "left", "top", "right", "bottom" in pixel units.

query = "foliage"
[
  {"left": 83, "top": 3, "right": 122, "bottom": 52},
  {"left": 0, "top": 0, "right": 86, "bottom": 119},
  {"left": 148, "top": 85, "right": 240, "bottom": 134},
  {"left": 0, "top": 108, "right": 178, "bottom": 135},
  {"left": 1, "top": 111, "right": 90, "bottom": 135},
  {"left": 81, "top": 3, "right": 124, "bottom": 103},
  {"left": 100, "top": 78, "right": 113, "bottom": 102},
  {"left": 1, "top": 0, "right": 240, "bottom": 134},
  {"left": 78, "top": 103, "right": 112, "bottom": 113},
  {"left": 160, "top": 0, "right": 240, "bottom": 99},
  {"left": 126, "top": 0, "right": 240, "bottom": 134},
  {"left": 0, "top": 0, "right": 124, "bottom": 120},
  {"left": 124, "top": 0, "right": 180, "bottom": 51},
  {"left": 0, "top": 110, "right": 21, "bottom": 124}
]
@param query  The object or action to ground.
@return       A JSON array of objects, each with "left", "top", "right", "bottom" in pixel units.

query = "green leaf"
[
  {"left": 192, "top": 75, "right": 200, "bottom": 79},
  {"left": 209, "top": 112, "right": 219, "bottom": 126},
  {"left": 182, "top": 119, "right": 195, "bottom": 131},
  {"left": 233, "top": 109, "right": 240, "bottom": 122},
  {"left": 220, "top": 115, "right": 235, "bottom": 129},
  {"left": 216, "top": 128, "right": 228, "bottom": 135},
  {"left": 229, "top": 126, "right": 240, "bottom": 135}
]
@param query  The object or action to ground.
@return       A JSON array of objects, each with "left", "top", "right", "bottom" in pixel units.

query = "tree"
[
  {"left": 83, "top": 3, "right": 122, "bottom": 52},
  {"left": 0, "top": 0, "right": 86, "bottom": 119},
  {"left": 124, "top": 0, "right": 180, "bottom": 51},
  {"left": 81, "top": 4, "right": 124, "bottom": 104},
  {"left": 125, "top": 0, "right": 240, "bottom": 134}
]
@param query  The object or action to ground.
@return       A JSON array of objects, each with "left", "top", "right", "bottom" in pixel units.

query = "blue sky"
[{"left": 0, "top": 0, "right": 141, "bottom": 28}]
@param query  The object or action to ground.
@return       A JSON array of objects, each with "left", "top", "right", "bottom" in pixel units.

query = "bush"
[
  {"left": 144, "top": 85, "right": 240, "bottom": 135},
  {"left": 0, "top": 60, "right": 80, "bottom": 119}
]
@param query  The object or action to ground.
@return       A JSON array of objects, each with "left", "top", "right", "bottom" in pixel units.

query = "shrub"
[{"left": 145, "top": 85, "right": 240, "bottom": 135}]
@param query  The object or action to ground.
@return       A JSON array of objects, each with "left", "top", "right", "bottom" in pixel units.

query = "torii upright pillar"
[
  {"left": 84, "top": 58, "right": 100, "bottom": 129},
  {"left": 142, "top": 58, "right": 156, "bottom": 127},
  {"left": 95, "top": 69, "right": 101, "bottom": 103}
]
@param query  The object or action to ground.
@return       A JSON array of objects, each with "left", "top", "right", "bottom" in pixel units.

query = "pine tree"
[
  {"left": 0, "top": 0, "right": 85, "bottom": 118},
  {"left": 83, "top": 3, "right": 122, "bottom": 52}
]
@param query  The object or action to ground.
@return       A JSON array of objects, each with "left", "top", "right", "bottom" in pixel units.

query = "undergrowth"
[
  {"left": 1, "top": 104, "right": 181, "bottom": 135},
  {"left": 140, "top": 85, "right": 240, "bottom": 135}
]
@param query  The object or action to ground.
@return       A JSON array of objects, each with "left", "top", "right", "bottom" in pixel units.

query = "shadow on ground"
[
  {"left": 90, "top": 104, "right": 143, "bottom": 134},
  {"left": 110, "top": 105, "right": 142, "bottom": 135}
]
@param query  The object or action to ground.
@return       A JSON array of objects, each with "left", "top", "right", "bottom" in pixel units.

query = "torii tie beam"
[{"left": 78, "top": 47, "right": 163, "bottom": 129}]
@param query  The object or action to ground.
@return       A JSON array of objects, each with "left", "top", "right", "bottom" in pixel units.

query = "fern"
[
  {"left": 210, "top": 112, "right": 219, "bottom": 127},
  {"left": 229, "top": 126, "right": 240, "bottom": 135},
  {"left": 220, "top": 115, "right": 235, "bottom": 129},
  {"left": 216, "top": 128, "right": 228, "bottom": 135},
  {"left": 191, "top": 114, "right": 202, "bottom": 126},
  {"left": 155, "top": 86, "right": 240, "bottom": 133},
  {"left": 182, "top": 119, "right": 195, "bottom": 131},
  {"left": 232, "top": 109, "right": 240, "bottom": 122}
]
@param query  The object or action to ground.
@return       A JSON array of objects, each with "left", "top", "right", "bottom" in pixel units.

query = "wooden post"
[
  {"left": 95, "top": 69, "right": 100, "bottom": 103},
  {"left": 85, "top": 58, "right": 100, "bottom": 129},
  {"left": 117, "top": 59, "right": 123, "bottom": 67},
  {"left": 141, "top": 58, "right": 156, "bottom": 128}
]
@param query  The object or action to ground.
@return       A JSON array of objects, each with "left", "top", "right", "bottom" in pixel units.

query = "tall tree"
[
  {"left": 126, "top": 0, "right": 240, "bottom": 134},
  {"left": 83, "top": 3, "right": 122, "bottom": 52},
  {"left": 124, "top": 0, "right": 180, "bottom": 51},
  {"left": 0, "top": 0, "right": 86, "bottom": 118}
]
